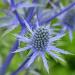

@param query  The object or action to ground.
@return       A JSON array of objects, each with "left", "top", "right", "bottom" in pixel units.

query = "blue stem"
[
  {"left": 0, "top": 0, "right": 37, "bottom": 75},
  {"left": 11, "top": 52, "right": 34, "bottom": 75},
  {"left": 0, "top": 40, "right": 19, "bottom": 75},
  {"left": 40, "top": 2, "right": 75, "bottom": 25}
]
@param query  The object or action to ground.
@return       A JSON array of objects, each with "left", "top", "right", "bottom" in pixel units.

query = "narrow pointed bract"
[
  {"left": 12, "top": 45, "right": 31, "bottom": 53},
  {"left": 47, "top": 50, "right": 65, "bottom": 62},
  {"left": 41, "top": 52, "right": 49, "bottom": 73},
  {"left": 25, "top": 51, "right": 39, "bottom": 69},
  {"left": 49, "top": 33, "right": 65, "bottom": 43},
  {"left": 13, "top": 34, "right": 31, "bottom": 43},
  {"left": 49, "top": 46, "right": 71, "bottom": 54}
]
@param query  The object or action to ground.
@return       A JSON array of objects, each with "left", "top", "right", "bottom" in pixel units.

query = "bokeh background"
[{"left": 0, "top": 0, "right": 75, "bottom": 75}]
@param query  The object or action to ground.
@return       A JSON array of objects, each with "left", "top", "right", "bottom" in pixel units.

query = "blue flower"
[
  {"left": 1, "top": 1, "right": 75, "bottom": 75},
  {"left": 49, "top": 1, "right": 75, "bottom": 40},
  {"left": 12, "top": 18, "right": 71, "bottom": 74}
]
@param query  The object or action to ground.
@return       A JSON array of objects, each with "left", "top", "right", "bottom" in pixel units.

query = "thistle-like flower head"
[
  {"left": 50, "top": 1, "right": 75, "bottom": 40},
  {"left": 1, "top": 1, "right": 75, "bottom": 75},
  {"left": 31, "top": 26, "right": 49, "bottom": 51},
  {"left": 13, "top": 17, "right": 71, "bottom": 73}
]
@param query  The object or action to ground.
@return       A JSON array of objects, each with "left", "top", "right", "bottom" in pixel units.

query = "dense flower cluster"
[{"left": 0, "top": 0, "right": 75, "bottom": 75}]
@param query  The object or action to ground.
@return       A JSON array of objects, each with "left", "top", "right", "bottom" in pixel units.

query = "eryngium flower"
[
  {"left": 13, "top": 19, "right": 71, "bottom": 73},
  {"left": 50, "top": 2, "right": 75, "bottom": 40}
]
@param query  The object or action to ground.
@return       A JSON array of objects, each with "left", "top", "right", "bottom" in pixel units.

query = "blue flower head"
[
  {"left": 1, "top": 1, "right": 75, "bottom": 75},
  {"left": 12, "top": 17, "right": 71, "bottom": 73},
  {"left": 50, "top": 1, "right": 75, "bottom": 41}
]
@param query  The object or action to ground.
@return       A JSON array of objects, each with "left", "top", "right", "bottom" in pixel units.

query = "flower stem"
[
  {"left": 11, "top": 52, "right": 33, "bottom": 75},
  {"left": 40, "top": 2, "right": 75, "bottom": 25},
  {"left": 0, "top": 0, "right": 37, "bottom": 75}
]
